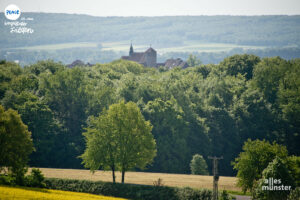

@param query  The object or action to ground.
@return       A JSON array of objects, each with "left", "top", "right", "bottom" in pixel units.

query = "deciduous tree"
[
  {"left": 0, "top": 105, "right": 34, "bottom": 175},
  {"left": 232, "top": 139, "right": 288, "bottom": 193},
  {"left": 190, "top": 154, "right": 209, "bottom": 175},
  {"left": 81, "top": 101, "right": 156, "bottom": 183}
]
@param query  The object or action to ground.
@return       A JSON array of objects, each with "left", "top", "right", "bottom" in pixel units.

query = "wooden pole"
[{"left": 208, "top": 156, "right": 223, "bottom": 200}]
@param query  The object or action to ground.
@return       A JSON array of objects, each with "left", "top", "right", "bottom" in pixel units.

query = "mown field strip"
[
  {"left": 13, "top": 42, "right": 99, "bottom": 50},
  {"left": 0, "top": 185, "right": 127, "bottom": 200},
  {"left": 10, "top": 41, "right": 266, "bottom": 53},
  {"left": 36, "top": 168, "right": 240, "bottom": 191}
]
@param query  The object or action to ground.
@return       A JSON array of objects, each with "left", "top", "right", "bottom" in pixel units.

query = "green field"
[
  {"left": 11, "top": 41, "right": 267, "bottom": 53},
  {"left": 158, "top": 41, "right": 266, "bottom": 53},
  {"left": 14, "top": 42, "right": 99, "bottom": 50}
]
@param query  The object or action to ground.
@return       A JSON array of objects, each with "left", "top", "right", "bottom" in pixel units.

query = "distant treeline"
[
  {"left": 0, "top": 14, "right": 300, "bottom": 48},
  {"left": 0, "top": 55, "right": 299, "bottom": 176},
  {"left": 1, "top": 47, "right": 300, "bottom": 66}
]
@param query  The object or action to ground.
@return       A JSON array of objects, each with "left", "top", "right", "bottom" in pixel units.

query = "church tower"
[
  {"left": 129, "top": 43, "right": 134, "bottom": 56},
  {"left": 144, "top": 47, "right": 156, "bottom": 67}
]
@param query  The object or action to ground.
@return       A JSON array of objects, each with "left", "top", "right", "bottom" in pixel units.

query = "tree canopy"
[
  {"left": 0, "top": 105, "right": 34, "bottom": 174},
  {"left": 232, "top": 139, "right": 288, "bottom": 192},
  {"left": 81, "top": 101, "right": 156, "bottom": 183},
  {"left": 253, "top": 157, "right": 295, "bottom": 200},
  {"left": 0, "top": 55, "right": 299, "bottom": 177},
  {"left": 190, "top": 154, "right": 209, "bottom": 175}
]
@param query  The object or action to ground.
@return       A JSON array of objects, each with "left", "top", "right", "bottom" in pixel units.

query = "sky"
[{"left": 1, "top": 0, "right": 300, "bottom": 16}]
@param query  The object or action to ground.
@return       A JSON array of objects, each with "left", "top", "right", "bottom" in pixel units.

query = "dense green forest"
[{"left": 0, "top": 55, "right": 299, "bottom": 176}]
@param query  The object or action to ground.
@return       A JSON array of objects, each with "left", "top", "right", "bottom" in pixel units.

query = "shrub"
[
  {"left": 219, "top": 190, "right": 232, "bottom": 200},
  {"left": 253, "top": 157, "right": 295, "bottom": 200},
  {"left": 153, "top": 178, "right": 164, "bottom": 187},
  {"left": 177, "top": 187, "right": 212, "bottom": 200},
  {"left": 287, "top": 155, "right": 300, "bottom": 187},
  {"left": 0, "top": 168, "right": 27, "bottom": 186},
  {"left": 0, "top": 168, "right": 46, "bottom": 188},
  {"left": 287, "top": 187, "right": 300, "bottom": 200},
  {"left": 26, "top": 168, "right": 46, "bottom": 187},
  {"left": 44, "top": 178, "right": 213, "bottom": 200},
  {"left": 0, "top": 174, "right": 16, "bottom": 185},
  {"left": 190, "top": 154, "right": 209, "bottom": 175},
  {"left": 12, "top": 167, "right": 28, "bottom": 186}
]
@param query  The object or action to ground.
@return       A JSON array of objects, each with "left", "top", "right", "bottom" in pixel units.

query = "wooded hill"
[{"left": 1, "top": 14, "right": 300, "bottom": 48}]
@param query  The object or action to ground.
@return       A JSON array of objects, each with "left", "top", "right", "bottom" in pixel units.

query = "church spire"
[{"left": 129, "top": 42, "right": 134, "bottom": 56}]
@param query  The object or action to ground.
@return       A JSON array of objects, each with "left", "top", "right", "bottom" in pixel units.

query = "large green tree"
[
  {"left": 253, "top": 157, "right": 295, "bottom": 200},
  {"left": 143, "top": 97, "right": 190, "bottom": 173},
  {"left": 0, "top": 105, "right": 34, "bottom": 175},
  {"left": 40, "top": 67, "right": 89, "bottom": 167},
  {"left": 1, "top": 91, "right": 61, "bottom": 167},
  {"left": 278, "top": 59, "right": 300, "bottom": 154},
  {"left": 219, "top": 54, "right": 260, "bottom": 80},
  {"left": 81, "top": 101, "right": 156, "bottom": 183},
  {"left": 0, "top": 61, "right": 22, "bottom": 99},
  {"left": 232, "top": 139, "right": 288, "bottom": 193},
  {"left": 187, "top": 54, "right": 202, "bottom": 67}
]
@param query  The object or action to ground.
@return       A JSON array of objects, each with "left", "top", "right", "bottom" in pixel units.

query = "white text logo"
[{"left": 262, "top": 178, "right": 291, "bottom": 191}]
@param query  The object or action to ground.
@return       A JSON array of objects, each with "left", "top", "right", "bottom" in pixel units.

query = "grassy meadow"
[
  {"left": 35, "top": 168, "right": 240, "bottom": 192},
  {"left": 10, "top": 40, "right": 266, "bottom": 53},
  {"left": 13, "top": 42, "right": 99, "bottom": 50},
  {"left": 0, "top": 185, "right": 127, "bottom": 200}
]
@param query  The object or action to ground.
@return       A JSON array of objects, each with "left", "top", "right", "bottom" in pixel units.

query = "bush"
[
  {"left": 153, "top": 178, "right": 164, "bottom": 187},
  {"left": 190, "top": 154, "right": 209, "bottom": 175},
  {"left": 219, "top": 190, "right": 232, "bottom": 200},
  {"left": 44, "top": 178, "right": 213, "bottom": 200},
  {"left": 12, "top": 167, "right": 28, "bottom": 186},
  {"left": 177, "top": 187, "right": 212, "bottom": 200},
  {"left": 0, "top": 168, "right": 46, "bottom": 188},
  {"left": 287, "top": 187, "right": 300, "bottom": 200},
  {"left": 0, "top": 174, "right": 16, "bottom": 185},
  {"left": 253, "top": 157, "right": 295, "bottom": 200},
  {"left": 287, "top": 156, "right": 300, "bottom": 187},
  {"left": 0, "top": 168, "right": 27, "bottom": 186},
  {"left": 26, "top": 168, "right": 46, "bottom": 187}
]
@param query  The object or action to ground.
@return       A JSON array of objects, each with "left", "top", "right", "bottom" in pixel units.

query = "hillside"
[
  {"left": 1, "top": 14, "right": 300, "bottom": 48},
  {"left": 1, "top": 14, "right": 300, "bottom": 65}
]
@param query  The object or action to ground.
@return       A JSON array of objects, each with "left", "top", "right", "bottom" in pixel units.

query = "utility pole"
[{"left": 208, "top": 156, "right": 223, "bottom": 200}]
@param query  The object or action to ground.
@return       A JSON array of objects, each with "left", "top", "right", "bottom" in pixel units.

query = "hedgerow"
[{"left": 44, "top": 178, "right": 213, "bottom": 200}]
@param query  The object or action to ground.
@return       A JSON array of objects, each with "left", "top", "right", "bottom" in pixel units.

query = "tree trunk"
[
  {"left": 121, "top": 169, "right": 125, "bottom": 183},
  {"left": 112, "top": 166, "right": 116, "bottom": 183}
]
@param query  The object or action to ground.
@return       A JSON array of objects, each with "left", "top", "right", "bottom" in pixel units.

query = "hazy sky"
[{"left": 1, "top": 0, "right": 300, "bottom": 16}]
